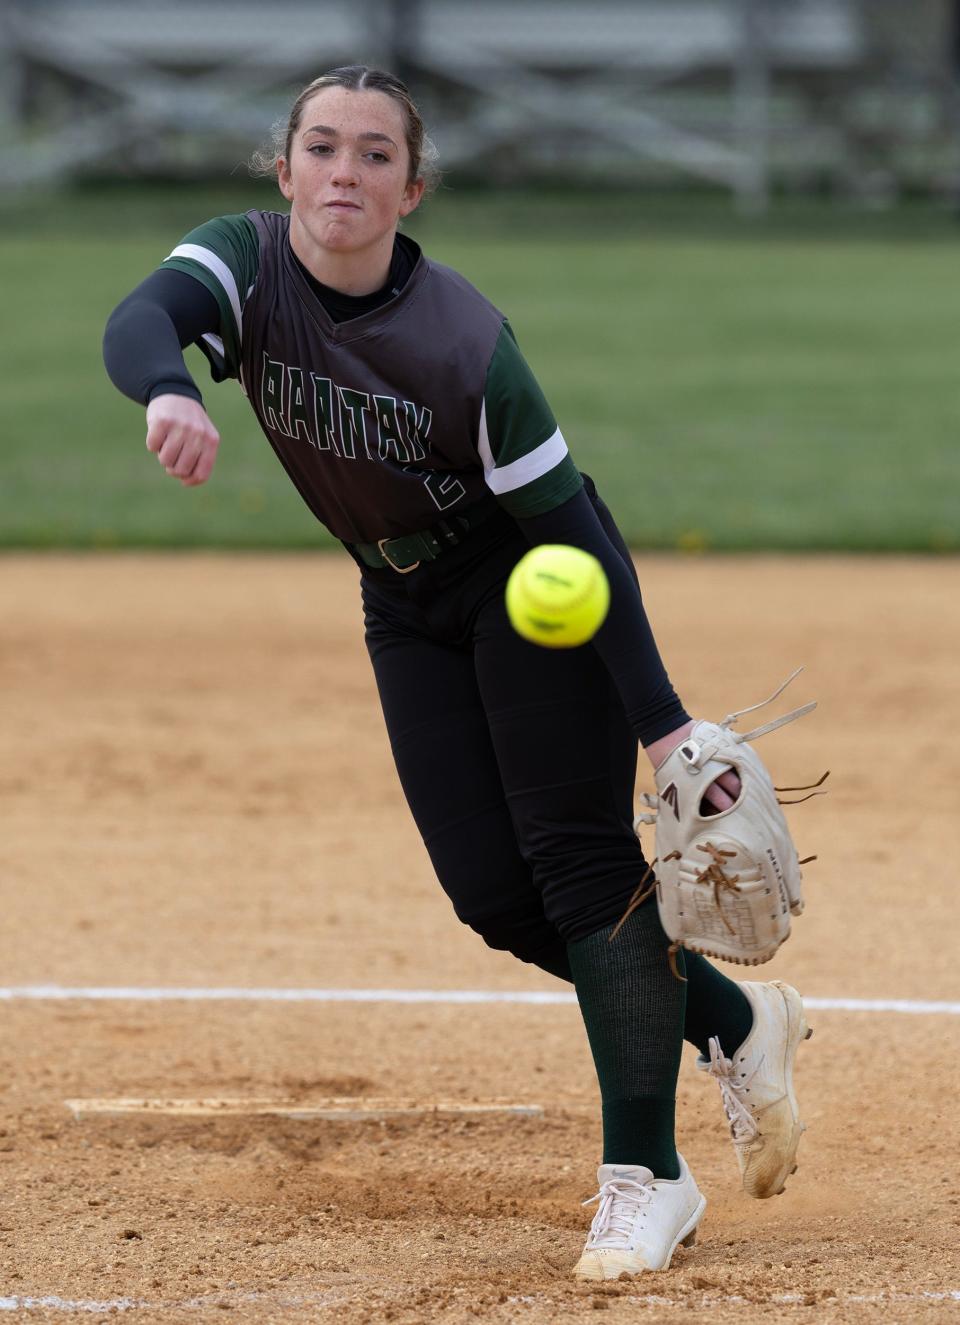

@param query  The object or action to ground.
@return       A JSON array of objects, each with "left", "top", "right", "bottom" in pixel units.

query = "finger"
[
  {"left": 176, "top": 434, "right": 219, "bottom": 486},
  {"left": 174, "top": 449, "right": 205, "bottom": 485},
  {"left": 157, "top": 433, "right": 187, "bottom": 470},
  {"left": 145, "top": 419, "right": 169, "bottom": 454},
  {"left": 701, "top": 768, "right": 742, "bottom": 814},
  {"left": 188, "top": 441, "right": 219, "bottom": 485},
  {"left": 703, "top": 782, "right": 735, "bottom": 813},
  {"left": 168, "top": 438, "right": 206, "bottom": 479}
]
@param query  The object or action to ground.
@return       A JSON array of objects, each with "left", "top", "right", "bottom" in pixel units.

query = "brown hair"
[{"left": 251, "top": 65, "right": 440, "bottom": 192}]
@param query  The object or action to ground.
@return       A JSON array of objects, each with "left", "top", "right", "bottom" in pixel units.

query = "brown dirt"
[{"left": 0, "top": 552, "right": 957, "bottom": 1324}]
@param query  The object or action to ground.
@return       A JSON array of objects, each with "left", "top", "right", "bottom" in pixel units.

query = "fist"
[{"left": 145, "top": 394, "right": 220, "bottom": 486}]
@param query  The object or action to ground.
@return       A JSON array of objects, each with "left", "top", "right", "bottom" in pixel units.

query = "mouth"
[{"left": 325, "top": 200, "right": 361, "bottom": 211}]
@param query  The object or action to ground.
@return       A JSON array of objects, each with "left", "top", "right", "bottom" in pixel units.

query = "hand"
[
  {"left": 145, "top": 394, "right": 220, "bottom": 487},
  {"left": 643, "top": 720, "right": 742, "bottom": 813}
]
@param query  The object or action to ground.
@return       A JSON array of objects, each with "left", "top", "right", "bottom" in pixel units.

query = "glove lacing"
[
  {"left": 705, "top": 1035, "right": 760, "bottom": 1148},
  {"left": 582, "top": 1176, "right": 653, "bottom": 1248},
  {"left": 717, "top": 667, "right": 817, "bottom": 745}
]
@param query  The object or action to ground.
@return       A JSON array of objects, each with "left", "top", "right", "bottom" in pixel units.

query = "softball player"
[{"left": 103, "top": 66, "right": 810, "bottom": 1279}]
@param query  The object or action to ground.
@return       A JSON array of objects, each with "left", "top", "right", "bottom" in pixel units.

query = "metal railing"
[{"left": 0, "top": 0, "right": 954, "bottom": 208}]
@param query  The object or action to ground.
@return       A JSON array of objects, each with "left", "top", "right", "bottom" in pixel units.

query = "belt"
[{"left": 352, "top": 502, "right": 499, "bottom": 573}]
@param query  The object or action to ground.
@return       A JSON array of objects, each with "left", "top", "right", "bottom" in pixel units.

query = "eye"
[
  {"left": 307, "top": 143, "right": 334, "bottom": 155},
  {"left": 365, "top": 150, "right": 390, "bottom": 163}
]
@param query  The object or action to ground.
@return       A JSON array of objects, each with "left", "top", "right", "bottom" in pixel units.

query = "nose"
[{"left": 330, "top": 151, "right": 360, "bottom": 188}]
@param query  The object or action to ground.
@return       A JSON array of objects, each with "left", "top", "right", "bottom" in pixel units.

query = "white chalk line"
[
  {"left": 1, "top": 1288, "right": 958, "bottom": 1313},
  {"left": 0, "top": 1291, "right": 348, "bottom": 1314},
  {"left": 0, "top": 986, "right": 958, "bottom": 1015}
]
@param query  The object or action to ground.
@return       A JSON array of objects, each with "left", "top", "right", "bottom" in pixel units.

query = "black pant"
[{"left": 359, "top": 491, "right": 651, "bottom": 965}]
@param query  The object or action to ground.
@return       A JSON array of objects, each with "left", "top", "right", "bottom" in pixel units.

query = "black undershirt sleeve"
[
  {"left": 515, "top": 485, "right": 690, "bottom": 748},
  {"left": 103, "top": 269, "right": 222, "bottom": 407}
]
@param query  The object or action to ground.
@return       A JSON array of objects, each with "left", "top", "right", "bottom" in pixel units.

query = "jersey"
[{"left": 160, "top": 211, "right": 582, "bottom": 543}]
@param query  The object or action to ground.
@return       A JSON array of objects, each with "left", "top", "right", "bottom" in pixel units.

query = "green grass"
[{"left": 1, "top": 185, "right": 957, "bottom": 550}]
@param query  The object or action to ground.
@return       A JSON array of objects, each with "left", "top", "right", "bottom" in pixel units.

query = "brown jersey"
[{"left": 161, "top": 210, "right": 582, "bottom": 543}]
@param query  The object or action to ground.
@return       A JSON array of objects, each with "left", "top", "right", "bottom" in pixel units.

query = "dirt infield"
[{"left": 1, "top": 553, "right": 958, "bottom": 1324}]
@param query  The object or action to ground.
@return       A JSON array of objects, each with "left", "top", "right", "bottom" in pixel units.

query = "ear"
[
  {"left": 277, "top": 157, "right": 295, "bottom": 203},
  {"left": 398, "top": 177, "right": 426, "bottom": 219}
]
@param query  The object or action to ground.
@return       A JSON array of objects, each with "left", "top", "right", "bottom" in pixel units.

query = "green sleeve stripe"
[
  {"left": 481, "top": 321, "right": 559, "bottom": 469},
  {"left": 493, "top": 454, "right": 584, "bottom": 519},
  {"left": 165, "top": 242, "right": 243, "bottom": 338}
]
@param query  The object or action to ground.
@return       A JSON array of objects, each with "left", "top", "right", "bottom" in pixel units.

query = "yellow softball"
[{"left": 505, "top": 544, "right": 610, "bottom": 648}]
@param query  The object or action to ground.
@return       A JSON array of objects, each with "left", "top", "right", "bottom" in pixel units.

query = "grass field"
[{"left": 1, "top": 185, "right": 957, "bottom": 550}]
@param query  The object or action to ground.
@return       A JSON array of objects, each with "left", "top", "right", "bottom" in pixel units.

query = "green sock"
[
  {"left": 567, "top": 901, "right": 685, "bottom": 1179},
  {"left": 529, "top": 944, "right": 753, "bottom": 1064},
  {"left": 679, "top": 950, "right": 754, "bottom": 1059}
]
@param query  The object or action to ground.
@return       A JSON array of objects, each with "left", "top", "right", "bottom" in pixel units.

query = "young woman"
[{"left": 103, "top": 66, "right": 810, "bottom": 1280}]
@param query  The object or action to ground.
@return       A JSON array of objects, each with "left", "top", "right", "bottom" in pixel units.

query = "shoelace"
[
  {"left": 582, "top": 1177, "right": 653, "bottom": 1248},
  {"left": 706, "top": 1036, "right": 759, "bottom": 1145}
]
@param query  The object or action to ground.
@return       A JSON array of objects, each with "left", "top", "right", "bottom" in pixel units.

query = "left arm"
[
  {"left": 482, "top": 321, "right": 738, "bottom": 803},
  {"left": 515, "top": 485, "right": 687, "bottom": 749},
  {"left": 515, "top": 489, "right": 739, "bottom": 807}
]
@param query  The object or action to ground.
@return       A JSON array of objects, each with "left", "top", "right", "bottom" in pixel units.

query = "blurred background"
[{"left": 1, "top": 0, "right": 957, "bottom": 551}]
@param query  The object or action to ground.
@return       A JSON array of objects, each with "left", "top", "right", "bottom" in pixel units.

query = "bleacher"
[
  {"left": 0, "top": 0, "right": 868, "bottom": 203},
  {"left": 2, "top": 1, "right": 864, "bottom": 73}
]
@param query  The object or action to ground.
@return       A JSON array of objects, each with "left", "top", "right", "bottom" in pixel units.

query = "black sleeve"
[
  {"left": 103, "top": 269, "right": 222, "bottom": 407},
  {"left": 514, "top": 482, "right": 690, "bottom": 747}
]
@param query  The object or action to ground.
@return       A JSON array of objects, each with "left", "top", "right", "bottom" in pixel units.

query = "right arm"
[{"left": 104, "top": 269, "right": 222, "bottom": 487}]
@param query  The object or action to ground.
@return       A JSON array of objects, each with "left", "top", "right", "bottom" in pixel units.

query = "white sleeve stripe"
[
  {"left": 201, "top": 332, "right": 225, "bottom": 359},
  {"left": 482, "top": 426, "right": 568, "bottom": 495},
  {"left": 166, "top": 243, "right": 242, "bottom": 340},
  {"left": 477, "top": 400, "right": 495, "bottom": 474}
]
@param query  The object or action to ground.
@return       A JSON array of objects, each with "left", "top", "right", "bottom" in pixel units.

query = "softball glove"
[{"left": 622, "top": 671, "right": 823, "bottom": 968}]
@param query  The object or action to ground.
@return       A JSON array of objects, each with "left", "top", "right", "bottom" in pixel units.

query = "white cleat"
[
  {"left": 698, "top": 979, "right": 812, "bottom": 1199},
  {"left": 572, "top": 1156, "right": 706, "bottom": 1280}
]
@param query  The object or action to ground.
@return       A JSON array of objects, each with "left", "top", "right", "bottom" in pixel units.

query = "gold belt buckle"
[{"left": 377, "top": 538, "right": 420, "bottom": 574}]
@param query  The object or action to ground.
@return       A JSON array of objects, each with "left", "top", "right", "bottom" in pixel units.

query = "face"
[{"left": 277, "top": 86, "right": 424, "bottom": 259}]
